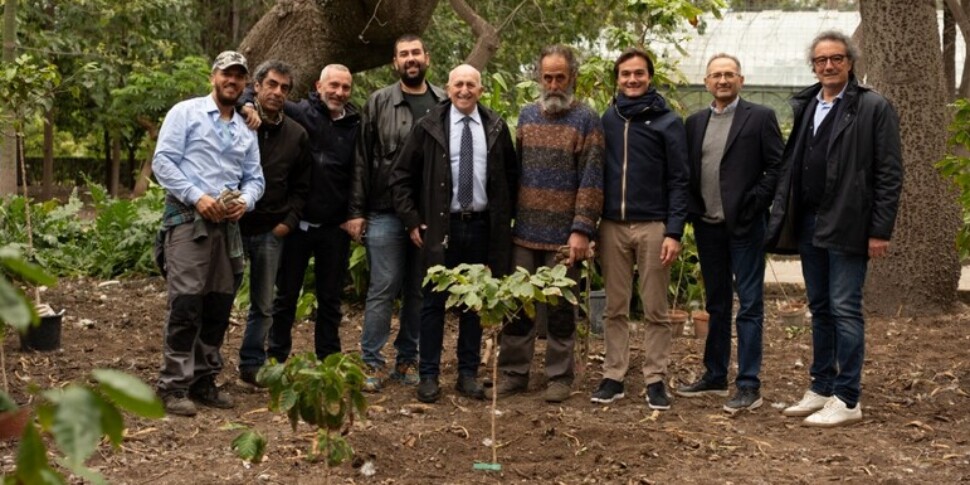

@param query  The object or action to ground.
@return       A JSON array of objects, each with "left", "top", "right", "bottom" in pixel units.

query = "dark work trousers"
[
  {"left": 419, "top": 217, "right": 489, "bottom": 378},
  {"left": 497, "top": 245, "right": 580, "bottom": 386},
  {"left": 157, "top": 220, "right": 243, "bottom": 393},
  {"left": 268, "top": 223, "right": 349, "bottom": 362}
]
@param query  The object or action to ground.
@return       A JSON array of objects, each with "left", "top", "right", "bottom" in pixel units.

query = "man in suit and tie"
[
  {"left": 675, "top": 53, "right": 783, "bottom": 413},
  {"left": 390, "top": 64, "right": 518, "bottom": 403}
]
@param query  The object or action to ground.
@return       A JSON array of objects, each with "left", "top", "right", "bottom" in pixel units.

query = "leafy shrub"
[
  {"left": 937, "top": 97, "right": 970, "bottom": 260},
  {"left": 0, "top": 181, "right": 164, "bottom": 278}
]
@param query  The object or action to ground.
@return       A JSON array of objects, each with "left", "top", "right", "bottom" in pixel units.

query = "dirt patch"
[{"left": 2, "top": 276, "right": 969, "bottom": 483}]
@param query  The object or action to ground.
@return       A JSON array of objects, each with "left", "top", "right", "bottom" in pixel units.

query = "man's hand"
[
  {"left": 224, "top": 201, "right": 246, "bottom": 222},
  {"left": 409, "top": 225, "right": 427, "bottom": 248},
  {"left": 272, "top": 223, "right": 290, "bottom": 238},
  {"left": 345, "top": 218, "right": 367, "bottom": 242},
  {"left": 195, "top": 194, "right": 226, "bottom": 222},
  {"left": 869, "top": 237, "right": 891, "bottom": 258},
  {"left": 567, "top": 232, "right": 590, "bottom": 266},
  {"left": 242, "top": 104, "right": 261, "bottom": 130},
  {"left": 660, "top": 237, "right": 681, "bottom": 267}
]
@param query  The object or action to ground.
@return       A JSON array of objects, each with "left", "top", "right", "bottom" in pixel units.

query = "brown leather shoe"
[
  {"left": 544, "top": 380, "right": 572, "bottom": 403},
  {"left": 486, "top": 376, "right": 527, "bottom": 399},
  {"left": 162, "top": 390, "right": 197, "bottom": 417}
]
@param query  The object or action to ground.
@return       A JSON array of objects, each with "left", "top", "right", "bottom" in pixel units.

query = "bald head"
[{"left": 447, "top": 64, "right": 484, "bottom": 115}]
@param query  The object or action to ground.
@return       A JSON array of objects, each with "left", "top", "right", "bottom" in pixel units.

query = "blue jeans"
[
  {"left": 268, "top": 224, "right": 349, "bottom": 362},
  {"left": 419, "top": 218, "right": 488, "bottom": 378},
  {"left": 359, "top": 212, "right": 422, "bottom": 369},
  {"left": 238, "top": 231, "right": 284, "bottom": 371},
  {"left": 694, "top": 219, "right": 765, "bottom": 390},
  {"left": 798, "top": 212, "right": 868, "bottom": 408}
]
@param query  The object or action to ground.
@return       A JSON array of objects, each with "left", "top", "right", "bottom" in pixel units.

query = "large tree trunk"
[
  {"left": 238, "top": 0, "right": 440, "bottom": 97},
  {"left": 860, "top": 0, "right": 961, "bottom": 316}
]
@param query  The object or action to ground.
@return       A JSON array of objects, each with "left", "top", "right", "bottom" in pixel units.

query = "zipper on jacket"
[{"left": 621, "top": 118, "right": 630, "bottom": 220}]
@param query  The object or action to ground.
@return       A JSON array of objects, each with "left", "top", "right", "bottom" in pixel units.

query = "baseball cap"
[{"left": 212, "top": 51, "right": 248, "bottom": 73}]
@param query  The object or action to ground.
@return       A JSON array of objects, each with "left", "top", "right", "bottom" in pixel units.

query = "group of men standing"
[{"left": 151, "top": 29, "right": 901, "bottom": 430}]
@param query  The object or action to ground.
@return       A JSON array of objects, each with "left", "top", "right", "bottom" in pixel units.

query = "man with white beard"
[{"left": 490, "top": 44, "right": 604, "bottom": 404}]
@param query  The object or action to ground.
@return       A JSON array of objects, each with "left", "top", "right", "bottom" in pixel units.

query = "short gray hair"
[
  {"left": 253, "top": 60, "right": 295, "bottom": 85},
  {"left": 807, "top": 30, "right": 859, "bottom": 72},
  {"left": 706, "top": 53, "right": 742, "bottom": 75},
  {"left": 319, "top": 64, "right": 350, "bottom": 81}
]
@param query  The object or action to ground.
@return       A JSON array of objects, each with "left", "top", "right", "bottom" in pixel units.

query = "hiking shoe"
[
  {"left": 544, "top": 380, "right": 572, "bottom": 403},
  {"left": 723, "top": 387, "right": 763, "bottom": 414},
  {"left": 486, "top": 377, "right": 527, "bottom": 399},
  {"left": 390, "top": 362, "right": 420, "bottom": 386},
  {"left": 782, "top": 389, "right": 830, "bottom": 417},
  {"left": 455, "top": 375, "right": 485, "bottom": 400},
  {"left": 646, "top": 382, "right": 671, "bottom": 410},
  {"left": 162, "top": 390, "right": 197, "bottom": 417},
  {"left": 675, "top": 377, "right": 729, "bottom": 397},
  {"left": 239, "top": 367, "right": 265, "bottom": 389},
  {"left": 416, "top": 376, "right": 441, "bottom": 403},
  {"left": 590, "top": 378, "right": 625, "bottom": 404},
  {"left": 363, "top": 365, "right": 386, "bottom": 393},
  {"left": 189, "top": 376, "right": 234, "bottom": 409},
  {"left": 803, "top": 396, "right": 862, "bottom": 428}
]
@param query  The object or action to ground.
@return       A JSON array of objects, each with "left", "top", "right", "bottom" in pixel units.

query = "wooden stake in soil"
[{"left": 472, "top": 332, "right": 502, "bottom": 472}]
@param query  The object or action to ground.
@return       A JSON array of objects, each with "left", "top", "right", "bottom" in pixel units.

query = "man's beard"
[
  {"left": 539, "top": 89, "right": 574, "bottom": 115},
  {"left": 399, "top": 61, "right": 428, "bottom": 88},
  {"left": 214, "top": 84, "right": 241, "bottom": 107}
]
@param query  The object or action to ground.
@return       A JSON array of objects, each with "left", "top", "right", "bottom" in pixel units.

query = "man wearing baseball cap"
[{"left": 152, "top": 50, "right": 265, "bottom": 417}]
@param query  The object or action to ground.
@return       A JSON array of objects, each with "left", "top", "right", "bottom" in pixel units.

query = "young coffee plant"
[
  {"left": 3, "top": 369, "right": 164, "bottom": 484},
  {"left": 257, "top": 352, "right": 367, "bottom": 476},
  {"left": 423, "top": 263, "right": 577, "bottom": 470}
]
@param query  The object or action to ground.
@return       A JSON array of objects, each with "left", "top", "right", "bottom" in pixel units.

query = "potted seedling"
[
  {"left": 424, "top": 263, "right": 577, "bottom": 472},
  {"left": 257, "top": 352, "right": 367, "bottom": 483},
  {"left": 0, "top": 246, "right": 56, "bottom": 439}
]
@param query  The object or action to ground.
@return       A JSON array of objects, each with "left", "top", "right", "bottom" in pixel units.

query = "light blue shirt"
[
  {"left": 708, "top": 96, "right": 740, "bottom": 115},
  {"left": 448, "top": 104, "right": 488, "bottom": 212},
  {"left": 152, "top": 94, "right": 264, "bottom": 211},
  {"left": 813, "top": 84, "right": 847, "bottom": 135}
]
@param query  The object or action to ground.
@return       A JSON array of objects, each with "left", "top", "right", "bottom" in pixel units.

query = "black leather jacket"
[{"left": 348, "top": 81, "right": 446, "bottom": 217}]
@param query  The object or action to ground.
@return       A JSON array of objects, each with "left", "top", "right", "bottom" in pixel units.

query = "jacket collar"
[
  {"left": 390, "top": 80, "right": 447, "bottom": 107},
  {"left": 307, "top": 90, "right": 361, "bottom": 122}
]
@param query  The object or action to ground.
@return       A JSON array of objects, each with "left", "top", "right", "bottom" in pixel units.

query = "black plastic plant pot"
[{"left": 20, "top": 313, "right": 63, "bottom": 351}]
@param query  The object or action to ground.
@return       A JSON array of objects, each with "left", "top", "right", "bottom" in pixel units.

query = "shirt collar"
[
  {"left": 709, "top": 96, "right": 740, "bottom": 115},
  {"left": 450, "top": 104, "right": 481, "bottom": 125},
  {"left": 205, "top": 94, "right": 239, "bottom": 125},
  {"left": 816, "top": 83, "right": 848, "bottom": 104}
]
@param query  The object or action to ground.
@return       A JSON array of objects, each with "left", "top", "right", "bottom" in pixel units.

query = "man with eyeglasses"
[
  {"left": 675, "top": 54, "right": 783, "bottom": 414},
  {"left": 766, "top": 31, "right": 902, "bottom": 427}
]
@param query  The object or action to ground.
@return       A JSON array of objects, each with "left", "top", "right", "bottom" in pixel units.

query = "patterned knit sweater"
[{"left": 513, "top": 102, "right": 605, "bottom": 250}]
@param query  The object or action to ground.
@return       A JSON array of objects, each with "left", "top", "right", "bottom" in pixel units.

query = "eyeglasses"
[
  {"left": 812, "top": 54, "right": 847, "bottom": 68},
  {"left": 706, "top": 72, "right": 738, "bottom": 81}
]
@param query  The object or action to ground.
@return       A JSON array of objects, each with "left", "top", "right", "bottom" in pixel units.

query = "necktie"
[{"left": 458, "top": 116, "right": 473, "bottom": 209}]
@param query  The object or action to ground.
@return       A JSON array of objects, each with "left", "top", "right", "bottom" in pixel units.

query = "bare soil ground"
[{"left": 2, "top": 276, "right": 968, "bottom": 484}]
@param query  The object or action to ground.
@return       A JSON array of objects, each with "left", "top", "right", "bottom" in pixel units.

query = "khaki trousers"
[{"left": 599, "top": 220, "right": 673, "bottom": 385}]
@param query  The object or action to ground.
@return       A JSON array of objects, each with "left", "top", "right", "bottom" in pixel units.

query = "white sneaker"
[
  {"left": 803, "top": 396, "right": 862, "bottom": 428},
  {"left": 782, "top": 390, "right": 830, "bottom": 417}
]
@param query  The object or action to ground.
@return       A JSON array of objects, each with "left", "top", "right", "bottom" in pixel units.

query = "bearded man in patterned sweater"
[{"left": 490, "top": 44, "right": 604, "bottom": 404}]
